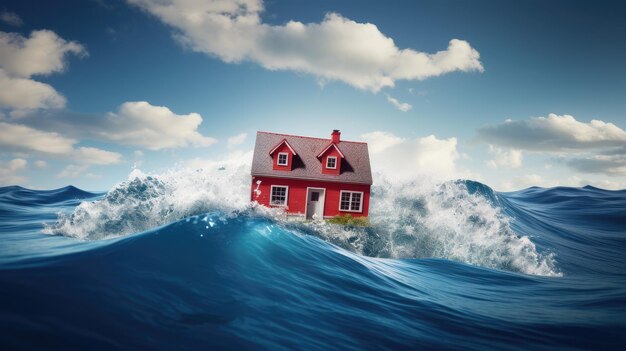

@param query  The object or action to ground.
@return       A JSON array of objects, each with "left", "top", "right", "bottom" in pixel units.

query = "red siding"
[
  {"left": 320, "top": 146, "right": 341, "bottom": 176},
  {"left": 251, "top": 176, "right": 370, "bottom": 217},
  {"left": 271, "top": 143, "right": 293, "bottom": 171}
]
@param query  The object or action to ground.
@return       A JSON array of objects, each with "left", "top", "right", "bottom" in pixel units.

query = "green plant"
[{"left": 326, "top": 214, "right": 370, "bottom": 227}]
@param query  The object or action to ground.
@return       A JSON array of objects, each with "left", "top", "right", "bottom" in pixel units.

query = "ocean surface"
[{"left": 0, "top": 168, "right": 625, "bottom": 350}]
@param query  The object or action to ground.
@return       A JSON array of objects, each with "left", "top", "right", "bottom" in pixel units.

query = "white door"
[{"left": 306, "top": 189, "right": 325, "bottom": 219}]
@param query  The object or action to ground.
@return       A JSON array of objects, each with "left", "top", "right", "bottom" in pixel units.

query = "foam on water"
[
  {"left": 45, "top": 162, "right": 560, "bottom": 276},
  {"left": 306, "top": 176, "right": 560, "bottom": 276}
]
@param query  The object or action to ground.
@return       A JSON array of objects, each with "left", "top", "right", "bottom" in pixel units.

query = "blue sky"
[{"left": 1, "top": 0, "right": 625, "bottom": 191}]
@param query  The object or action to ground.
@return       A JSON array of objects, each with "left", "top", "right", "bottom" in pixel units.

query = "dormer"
[
  {"left": 317, "top": 130, "right": 345, "bottom": 176},
  {"left": 269, "top": 138, "right": 297, "bottom": 171}
]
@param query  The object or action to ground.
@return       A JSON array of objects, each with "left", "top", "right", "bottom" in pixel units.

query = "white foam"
[
  {"left": 44, "top": 153, "right": 277, "bottom": 240},
  {"left": 46, "top": 159, "right": 561, "bottom": 276},
  {"left": 306, "top": 174, "right": 561, "bottom": 276}
]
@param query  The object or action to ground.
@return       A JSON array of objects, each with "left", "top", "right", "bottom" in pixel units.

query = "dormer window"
[
  {"left": 277, "top": 152, "right": 289, "bottom": 166},
  {"left": 326, "top": 156, "right": 337, "bottom": 169}
]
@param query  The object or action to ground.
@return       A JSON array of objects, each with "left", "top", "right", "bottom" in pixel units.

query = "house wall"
[
  {"left": 251, "top": 176, "right": 370, "bottom": 217},
  {"left": 271, "top": 143, "right": 293, "bottom": 171}
]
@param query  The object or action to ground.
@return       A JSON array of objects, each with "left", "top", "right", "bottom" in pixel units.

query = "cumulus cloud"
[
  {"left": 498, "top": 174, "right": 546, "bottom": 191},
  {"left": 128, "top": 0, "right": 483, "bottom": 92},
  {"left": 487, "top": 146, "right": 523, "bottom": 168},
  {"left": 8, "top": 101, "right": 217, "bottom": 151},
  {"left": 477, "top": 114, "right": 626, "bottom": 152},
  {"left": 386, "top": 94, "right": 412, "bottom": 112},
  {"left": 0, "top": 11, "right": 23, "bottom": 27},
  {"left": 100, "top": 101, "right": 217, "bottom": 150},
  {"left": 477, "top": 113, "right": 626, "bottom": 178},
  {"left": 361, "top": 131, "right": 405, "bottom": 154},
  {"left": 0, "top": 158, "right": 27, "bottom": 185},
  {"left": 566, "top": 154, "right": 626, "bottom": 177},
  {"left": 227, "top": 132, "right": 247, "bottom": 147},
  {"left": 0, "top": 122, "right": 76, "bottom": 154},
  {"left": 0, "top": 69, "right": 66, "bottom": 109},
  {"left": 361, "top": 131, "right": 463, "bottom": 180},
  {"left": 34, "top": 160, "right": 47, "bottom": 168},
  {"left": 0, "top": 30, "right": 85, "bottom": 110},
  {"left": 184, "top": 150, "right": 253, "bottom": 171},
  {"left": 73, "top": 147, "right": 123, "bottom": 165},
  {"left": 0, "top": 30, "right": 86, "bottom": 78},
  {"left": 57, "top": 164, "right": 103, "bottom": 179},
  {"left": 0, "top": 122, "right": 122, "bottom": 165}
]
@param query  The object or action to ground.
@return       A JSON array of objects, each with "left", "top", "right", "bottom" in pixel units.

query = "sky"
[{"left": 0, "top": 0, "right": 625, "bottom": 191}]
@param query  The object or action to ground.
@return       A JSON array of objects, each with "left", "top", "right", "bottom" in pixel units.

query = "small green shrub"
[{"left": 327, "top": 214, "right": 369, "bottom": 227}]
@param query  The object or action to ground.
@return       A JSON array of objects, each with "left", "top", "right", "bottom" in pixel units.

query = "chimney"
[{"left": 331, "top": 129, "right": 341, "bottom": 143}]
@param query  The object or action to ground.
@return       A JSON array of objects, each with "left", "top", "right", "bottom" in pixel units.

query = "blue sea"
[{"left": 0, "top": 170, "right": 625, "bottom": 350}]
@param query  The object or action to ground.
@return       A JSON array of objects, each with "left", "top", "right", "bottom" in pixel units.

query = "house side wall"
[
  {"left": 271, "top": 143, "right": 293, "bottom": 171},
  {"left": 251, "top": 176, "right": 370, "bottom": 217},
  {"left": 320, "top": 147, "right": 342, "bottom": 176}
]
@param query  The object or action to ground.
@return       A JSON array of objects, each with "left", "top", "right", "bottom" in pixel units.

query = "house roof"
[
  {"left": 269, "top": 139, "right": 297, "bottom": 155},
  {"left": 251, "top": 131, "right": 372, "bottom": 185},
  {"left": 316, "top": 142, "right": 345, "bottom": 158}
]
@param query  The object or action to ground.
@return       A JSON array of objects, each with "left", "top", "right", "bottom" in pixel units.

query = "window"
[
  {"left": 326, "top": 156, "right": 337, "bottom": 169},
  {"left": 310, "top": 192, "right": 319, "bottom": 201},
  {"left": 339, "top": 191, "right": 363, "bottom": 212},
  {"left": 277, "top": 152, "right": 289, "bottom": 166},
  {"left": 270, "top": 185, "right": 288, "bottom": 206}
]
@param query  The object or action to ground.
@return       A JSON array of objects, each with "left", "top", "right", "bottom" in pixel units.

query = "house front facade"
[{"left": 251, "top": 130, "right": 372, "bottom": 219}]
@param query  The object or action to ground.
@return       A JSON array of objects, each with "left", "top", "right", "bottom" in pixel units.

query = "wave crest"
[
  {"left": 46, "top": 165, "right": 560, "bottom": 276},
  {"left": 299, "top": 176, "right": 561, "bottom": 276}
]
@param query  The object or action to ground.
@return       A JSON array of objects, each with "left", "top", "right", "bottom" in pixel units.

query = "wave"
[
  {"left": 43, "top": 164, "right": 561, "bottom": 276},
  {"left": 2, "top": 177, "right": 625, "bottom": 350}
]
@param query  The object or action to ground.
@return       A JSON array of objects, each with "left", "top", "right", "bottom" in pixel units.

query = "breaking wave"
[
  {"left": 45, "top": 164, "right": 560, "bottom": 276},
  {"left": 2, "top": 169, "right": 626, "bottom": 350}
]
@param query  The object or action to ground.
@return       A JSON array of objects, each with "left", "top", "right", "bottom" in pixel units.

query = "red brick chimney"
[{"left": 331, "top": 129, "right": 341, "bottom": 143}]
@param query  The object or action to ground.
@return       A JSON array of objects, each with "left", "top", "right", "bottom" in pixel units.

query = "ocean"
[{"left": 0, "top": 167, "right": 625, "bottom": 350}]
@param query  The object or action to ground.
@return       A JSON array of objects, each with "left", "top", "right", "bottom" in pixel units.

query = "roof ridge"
[{"left": 257, "top": 130, "right": 368, "bottom": 144}]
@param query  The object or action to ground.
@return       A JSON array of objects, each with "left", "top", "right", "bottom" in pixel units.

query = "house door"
[{"left": 306, "top": 188, "right": 325, "bottom": 220}]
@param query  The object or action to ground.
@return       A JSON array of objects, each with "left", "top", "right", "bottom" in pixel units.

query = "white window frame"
[
  {"left": 326, "top": 156, "right": 337, "bottom": 169},
  {"left": 339, "top": 190, "right": 364, "bottom": 213},
  {"left": 270, "top": 185, "right": 289, "bottom": 207},
  {"left": 277, "top": 152, "right": 289, "bottom": 166}
]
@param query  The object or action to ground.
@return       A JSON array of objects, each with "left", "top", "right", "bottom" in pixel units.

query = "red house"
[{"left": 251, "top": 130, "right": 372, "bottom": 219}]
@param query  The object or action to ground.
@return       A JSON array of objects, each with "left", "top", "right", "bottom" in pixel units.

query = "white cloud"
[
  {"left": 0, "top": 68, "right": 66, "bottom": 109},
  {"left": 0, "top": 122, "right": 76, "bottom": 154},
  {"left": 498, "top": 174, "right": 546, "bottom": 191},
  {"left": 34, "top": 160, "right": 47, "bottom": 168},
  {"left": 361, "top": 131, "right": 405, "bottom": 154},
  {"left": 0, "top": 30, "right": 86, "bottom": 78},
  {"left": 57, "top": 164, "right": 103, "bottom": 179},
  {"left": 0, "top": 30, "right": 85, "bottom": 110},
  {"left": 0, "top": 158, "right": 27, "bottom": 185},
  {"left": 386, "top": 94, "right": 412, "bottom": 112},
  {"left": 413, "top": 135, "right": 459, "bottom": 175},
  {"left": 0, "top": 11, "right": 23, "bottom": 27},
  {"left": 184, "top": 150, "right": 253, "bottom": 171},
  {"left": 100, "top": 101, "right": 217, "bottom": 150},
  {"left": 567, "top": 154, "right": 626, "bottom": 176},
  {"left": 361, "top": 131, "right": 463, "bottom": 180},
  {"left": 478, "top": 114, "right": 626, "bottom": 152},
  {"left": 128, "top": 0, "right": 483, "bottom": 92},
  {"left": 227, "top": 132, "right": 247, "bottom": 147},
  {"left": 487, "top": 146, "right": 522, "bottom": 168},
  {"left": 73, "top": 147, "right": 123, "bottom": 165},
  {"left": 0, "top": 122, "right": 122, "bottom": 165}
]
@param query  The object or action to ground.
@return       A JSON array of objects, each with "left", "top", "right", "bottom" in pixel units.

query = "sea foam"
[{"left": 46, "top": 157, "right": 561, "bottom": 276}]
